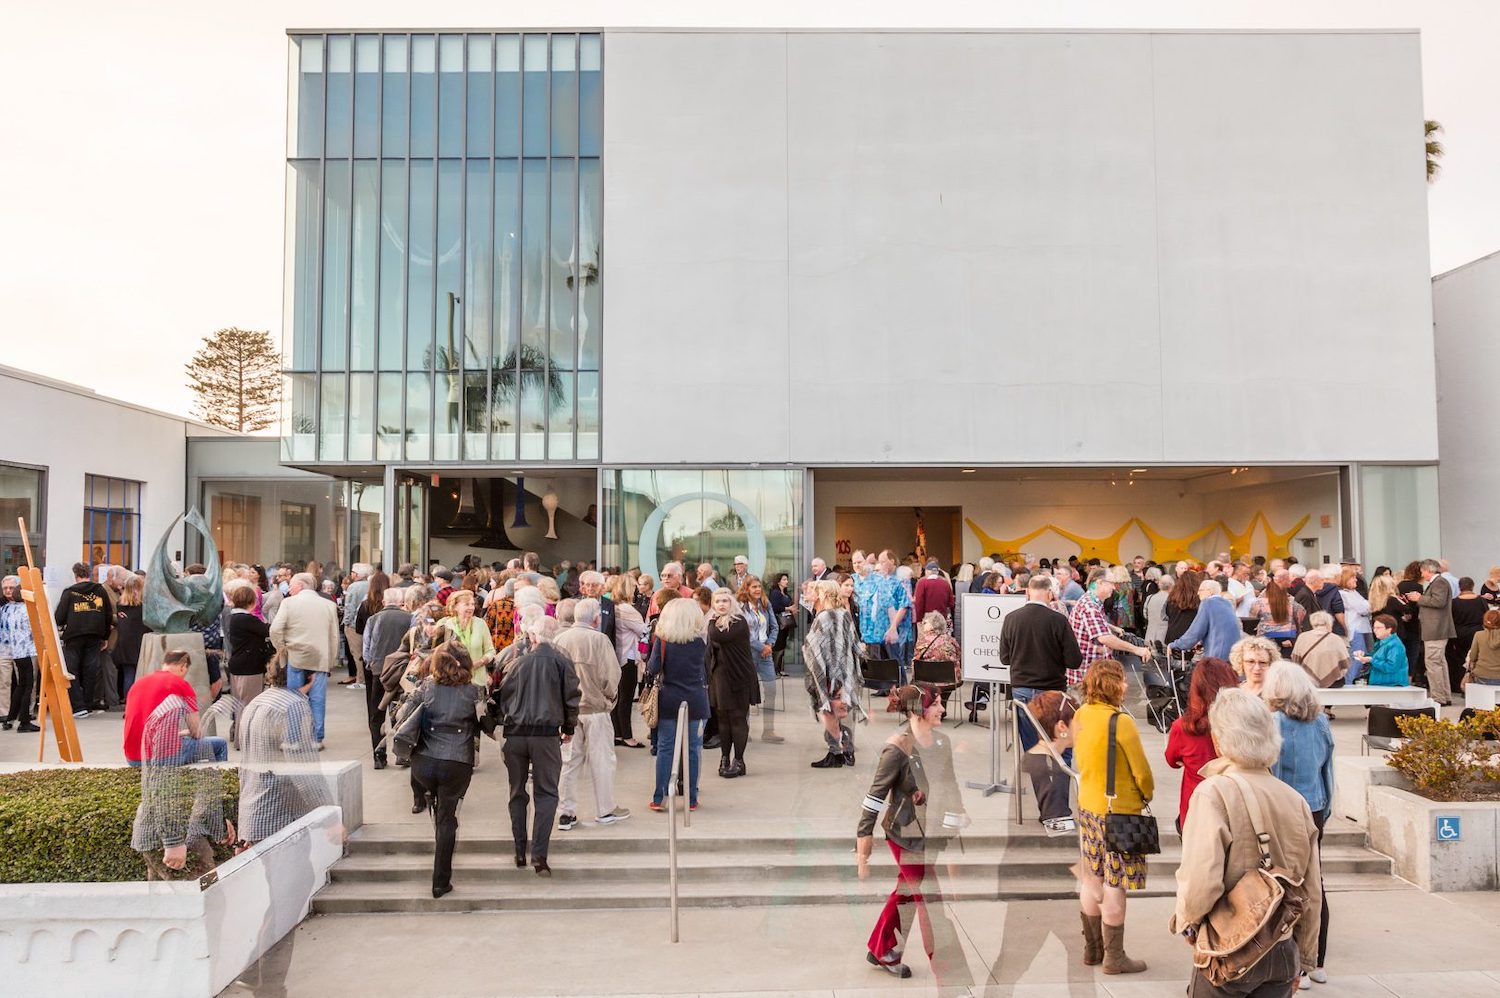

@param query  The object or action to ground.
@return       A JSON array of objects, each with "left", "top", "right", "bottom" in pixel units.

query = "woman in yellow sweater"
[{"left": 1073, "top": 658, "right": 1154, "bottom": 975}]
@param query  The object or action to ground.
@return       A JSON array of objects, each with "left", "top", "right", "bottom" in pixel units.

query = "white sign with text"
[{"left": 961, "top": 593, "right": 1027, "bottom": 684}]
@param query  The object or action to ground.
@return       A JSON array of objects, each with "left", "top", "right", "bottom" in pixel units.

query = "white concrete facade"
[
  {"left": 1433, "top": 249, "right": 1500, "bottom": 573},
  {"left": 0, "top": 366, "right": 233, "bottom": 582},
  {"left": 601, "top": 29, "right": 1436, "bottom": 467}
]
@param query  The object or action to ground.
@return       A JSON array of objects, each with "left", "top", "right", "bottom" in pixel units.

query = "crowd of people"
[{"left": 8, "top": 540, "right": 1496, "bottom": 995}]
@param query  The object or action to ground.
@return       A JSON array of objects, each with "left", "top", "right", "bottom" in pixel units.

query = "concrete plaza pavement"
[{"left": 7, "top": 675, "right": 1499, "bottom": 997}]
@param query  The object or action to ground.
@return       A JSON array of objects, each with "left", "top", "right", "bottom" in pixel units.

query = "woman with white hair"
[
  {"left": 0, "top": 575, "right": 38, "bottom": 732},
  {"left": 1170, "top": 688, "right": 1322, "bottom": 996},
  {"left": 1290, "top": 611, "right": 1351, "bottom": 689},
  {"left": 707, "top": 589, "right": 758, "bottom": 778},
  {"left": 645, "top": 598, "right": 710, "bottom": 811},
  {"left": 1264, "top": 662, "right": 1334, "bottom": 987}
]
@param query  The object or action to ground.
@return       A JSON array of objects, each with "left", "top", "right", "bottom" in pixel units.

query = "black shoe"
[
  {"left": 718, "top": 758, "right": 733, "bottom": 778},
  {"left": 373, "top": 756, "right": 387, "bottom": 771},
  {"left": 533, "top": 858, "right": 552, "bottom": 877},
  {"left": 867, "top": 951, "right": 912, "bottom": 978},
  {"left": 514, "top": 846, "right": 528, "bottom": 868},
  {"left": 16, "top": 722, "right": 38, "bottom": 733},
  {"left": 703, "top": 735, "right": 721, "bottom": 750},
  {"left": 412, "top": 796, "right": 427, "bottom": 814},
  {"left": 0, "top": 721, "right": 11, "bottom": 731},
  {"left": 810, "top": 752, "right": 845, "bottom": 769},
  {"left": 843, "top": 751, "right": 856, "bottom": 767},
  {"left": 558, "top": 814, "right": 578, "bottom": 831},
  {"left": 732, "top": 760, "right": 746, "bottom": 777},
  {"left": 432, "top": 884, "right": 452, "bottom": 899}
]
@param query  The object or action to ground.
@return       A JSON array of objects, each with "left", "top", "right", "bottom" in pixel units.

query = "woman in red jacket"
[{"left": 1163, "top": 657, "right": 1240, "bottom": 833}]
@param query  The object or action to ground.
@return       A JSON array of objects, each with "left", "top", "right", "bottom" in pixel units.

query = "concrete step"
[
  {"left": 327, "top": 845, "right": 1394, "bottom": 884},
  {"left": 341, "top": 821, "right": 1373, "bottom": 857},
  {"left": 311, "top": 870, "right": 1412, "bottom": 915}
]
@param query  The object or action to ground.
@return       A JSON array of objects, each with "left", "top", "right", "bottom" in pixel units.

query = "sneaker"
[
  {"left": 1043, "top": 817, "right": 1078, "bottom": 837},
  {"left": 72, "top": 709, "right": 91, "bottom": 719},
  {"left": 558, "top": 814, "right": 578, "bottom": 831},
  {"left": 648, "top": 801, "right": 665, "bottom": 812},
  {"left": 1309, "top": 969, "right": 1328, "bottom": 984},
  {"left": 689, "top": 801, "right": 699, "bottom": 811},
  {"left": 866, "top": 951, "right": 912, "bottom": 978},
  {"left": 315, "top": 741, "right": 325, "bottom": 752},
  {"left": 596, "top": 808, "right": 631, "bottom": 825},
  {"left": 1298, "top": 974, "right": 1311, "bottom": 990},
  {"left": 349, "top": 682, "right": 366, "bottom": 690}
]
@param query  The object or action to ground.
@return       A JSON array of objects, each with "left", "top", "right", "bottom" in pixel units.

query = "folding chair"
[
  {"left": 913, "top": 660, "right": 962, "bottom": 725},
  {"left": 1362, "top": 704, "right": 1439, "bottom": 755},
  {"left": 861, "top": 657, "right": 902, "bottom": 717}
]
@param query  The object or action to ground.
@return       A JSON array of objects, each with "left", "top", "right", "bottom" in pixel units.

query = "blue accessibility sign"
[{"left": 1436, "top": 816, "right": 1462, "bottom": 842}]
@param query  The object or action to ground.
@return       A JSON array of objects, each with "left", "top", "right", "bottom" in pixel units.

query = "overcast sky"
[{"left": 3, "top": 0, "right": 1495, "bottom": 418}]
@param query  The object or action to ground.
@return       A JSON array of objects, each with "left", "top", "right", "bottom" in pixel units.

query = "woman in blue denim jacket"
[{"left": 1264, "top": 662, "right": 1335, "bottom": 988}]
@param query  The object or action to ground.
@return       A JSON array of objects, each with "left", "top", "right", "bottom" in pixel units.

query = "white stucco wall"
[
  {"left": 0, "top": 367, "right": 235, "bottom": 581},
  {"left": 601, "top": 29, "right": 1435, "bottom": 467},
  {"left": 1433, "top": 250, "right": 1500, "bottom": 572}
]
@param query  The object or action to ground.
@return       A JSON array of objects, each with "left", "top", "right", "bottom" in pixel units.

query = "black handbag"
[{"left": 1103, "top": 711, "right": 1161, "bottom": 855}]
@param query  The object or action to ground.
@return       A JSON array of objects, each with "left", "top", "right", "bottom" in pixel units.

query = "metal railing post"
[{"left": 667, "top": 700, "right": 689, "bottom": 942}]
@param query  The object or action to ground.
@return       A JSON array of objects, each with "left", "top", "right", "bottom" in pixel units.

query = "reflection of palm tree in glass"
[{"left": 426, "top": 291, "right": 564, "bottom": 435}]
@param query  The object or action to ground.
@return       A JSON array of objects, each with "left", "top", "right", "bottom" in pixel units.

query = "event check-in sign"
[{"left": 961, "top": 593, "right": 1027, "bottom": 684}]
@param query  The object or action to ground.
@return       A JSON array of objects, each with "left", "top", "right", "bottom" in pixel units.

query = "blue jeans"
[
  {"left": 653, "top": 716, "right": 703, "bottom": 807},
  {"left": 1011, "top": 686, "right": 1074, "bottom": 766},
  {"left": 885, "top": 639, "right": 913, "bottom": 684},
  {"left": 127, "top": 735, "right": 229, "bottom": 767},
  {"left": 286, "top": 666, "right": 328, "bottom": 742},
  {"left": 1346, "top": 632, "right": 1372, "bottom": 684},
  {"left": 752, "top": 653, "right": 776, "bottom": 684},
  {"left": 1473, "top": 677, "right": 1500, "bottom": 686}
]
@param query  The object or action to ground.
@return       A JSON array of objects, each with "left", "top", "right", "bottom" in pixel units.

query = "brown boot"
[
  {"left": 1080, "top": 913, "right": 1103, "bottom": 966},
  {"left": 1101, "top": 922, "right": 1146, "bottom": 975}
]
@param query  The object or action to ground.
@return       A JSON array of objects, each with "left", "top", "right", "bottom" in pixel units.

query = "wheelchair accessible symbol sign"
[{"left": 1436, "top": 816, "right": 1462, "bottom": 842}]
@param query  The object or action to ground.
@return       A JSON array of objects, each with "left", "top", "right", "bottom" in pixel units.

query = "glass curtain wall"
[
  {"left": 199, "top": 480, "right": 383, "bottom": 572},
  {"left": 1359, "top": 464, "right": 1441, "bottom": 572},
  {"left": 82, "top": 475, "right": 143, "bottom": 569},
  {"left": 284, "top": 32, "right": 602, "bottom": 466}
]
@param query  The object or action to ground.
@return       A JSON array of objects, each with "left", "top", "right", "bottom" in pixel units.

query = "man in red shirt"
[
  {"left": 123, "top": 650, "right": 228, "bottom": 765},
  {"left": 912, "top": 560, "right": 954, "bottom": 627}
]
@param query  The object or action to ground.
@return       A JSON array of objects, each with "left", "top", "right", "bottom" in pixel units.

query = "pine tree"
[{"left": 184, "top": 327, "right": 282, "bottom": 432}]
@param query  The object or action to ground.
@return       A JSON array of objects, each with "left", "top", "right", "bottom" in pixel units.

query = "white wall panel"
[{"left": 602, "top": 30, "right": 1433, "bottom": 467}]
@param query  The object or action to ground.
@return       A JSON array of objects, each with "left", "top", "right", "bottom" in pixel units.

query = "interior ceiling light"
[
  {"left": 961, "top": 469, "right": 976, "bottom": 474},
  {"left": 1131, "top": 468, "right": 1147, "bottom": 473}
]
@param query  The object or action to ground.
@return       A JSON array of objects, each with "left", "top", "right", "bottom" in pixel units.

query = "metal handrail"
[
  {"left": 667, "top": 700, "right": 690, "bottom": 942},
  {"left": 1015, "top": 699, "right": 1081, "bottom": 781}
]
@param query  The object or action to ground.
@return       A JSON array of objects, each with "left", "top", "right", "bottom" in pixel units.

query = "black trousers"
[
  {"left": 611, "top": 661, "right": 638, "bottom": 741},
  {"left": 410, "top": 752, "right": 474, "bottom": 890},
  {"left": 1313, "top": 808, "right": 1329, "bottom": 968},
  {"left": 718, "top": 705, "right": 749, "bottom": 762},
  {"left": 364, "top": 666, "right": 386, "bottom": 759},
  {"left": 503, "top": 734, "right": 562, "bottom": 861},
  {"left": 5, "top": 657, "right": 34, "bottom": 724},
  {"left": 1189, "top": 937, "right": 1299, "bottom": 997},
  {"left": 63, "top": 638, "right": 105, "bottom": 710}
]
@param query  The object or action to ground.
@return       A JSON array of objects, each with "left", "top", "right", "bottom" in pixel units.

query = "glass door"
[{"left": 395, "top": 475, "right": 428, "bottom": 570}]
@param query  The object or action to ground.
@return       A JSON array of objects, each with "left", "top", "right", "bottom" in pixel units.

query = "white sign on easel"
[{"left": 961, "top": 593, "right": 1026, "bottom": 683}]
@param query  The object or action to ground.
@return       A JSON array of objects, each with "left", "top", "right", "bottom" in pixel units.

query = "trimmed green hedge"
[{"left": 0, "top": 768, "right": 239, "bottom": 884}]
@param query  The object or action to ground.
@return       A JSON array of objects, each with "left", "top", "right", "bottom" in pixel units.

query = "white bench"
[
  {"left": 1315, "top": 685, "right": 1432, "bottom": 709},
  {"left": 1464, "top": 683, "right": 1500, "bottom": 711}
]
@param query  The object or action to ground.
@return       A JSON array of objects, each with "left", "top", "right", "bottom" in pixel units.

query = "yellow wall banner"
[
  {"left": 966, "top": 512, "right": 1313, "bottom": 563},
  {"left": 1263, "top": 514, "right": 1310, "bottom": 559},
  {"left": 1133, "top": 519, "right": 1219, "bottom": 563},
  {"left": 962, "top": 520, "right": 1050, "bottom": 562},
  {"left": 1047, "top": 521, "right": 1134, "bottom": 564}
]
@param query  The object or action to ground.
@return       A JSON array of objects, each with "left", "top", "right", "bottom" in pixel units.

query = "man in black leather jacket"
[{"left": 494, "top": 615, "right": 580, "bottom": 875}]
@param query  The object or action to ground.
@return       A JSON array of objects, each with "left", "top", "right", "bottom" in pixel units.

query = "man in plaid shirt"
[{"left": 1068, "top": 568, "right": 1153, "bottom": 685}]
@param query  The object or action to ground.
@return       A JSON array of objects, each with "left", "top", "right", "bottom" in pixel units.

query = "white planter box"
[
  {"left": 1332, "top": 755, "right": 1411, "bottom": 826},
  {"left": 0, "top": 805, "right": 343, "bottom": 998},
  {"left": 1367, "top": 785, "right": 1500, "bottom": 892}
]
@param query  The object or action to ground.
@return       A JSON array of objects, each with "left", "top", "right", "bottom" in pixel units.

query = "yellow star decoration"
[
  {"left": 1262, "top": 514, "right": 1310, "bottom": 559},
  {"left": 963, "top": 520, "right": 1051, "bottom": 562},
  {"left": 1134, "top": 520, "right": 1220, "bottom": 563},
  {"left": 1219, "top": 515, "right": 1260, "bottom": 561},
  {"left": 1046, "top": 520, "right": 1136, "bottom": 564}
]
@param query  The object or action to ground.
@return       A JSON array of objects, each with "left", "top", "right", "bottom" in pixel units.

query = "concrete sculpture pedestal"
[{"left": 136, "top": 633, "right": 212, "bottom": 706}]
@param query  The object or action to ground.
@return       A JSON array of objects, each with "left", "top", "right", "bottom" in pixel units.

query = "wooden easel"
[{"left": 17, "top": 517, "right": 82, "bottom": 762}]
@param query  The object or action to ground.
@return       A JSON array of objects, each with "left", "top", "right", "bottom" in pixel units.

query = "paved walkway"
[{"left": 8, "top": 677, "right": 1499, "bottom": 997}]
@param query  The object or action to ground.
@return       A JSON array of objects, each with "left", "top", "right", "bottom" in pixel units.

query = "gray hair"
[
  {"left": 1308, "top": 610, "right": 1333, "bottom": 631},
  {"left": 2, "top": 574, "right": 20, "bottom": 588},
  {"left": 573, "top": 597, "right": 601, "bottom": 628},
  {"left": 383, "top": 587, "right": 405, "bottom": 607},
  {"left": 1421, "top": 558, "right": 1442, "bottom": 574},
  {"left": 920, "top": 611, "right": 950, "bottom": 635},
  {"left": 579, "top": 570, "right": 604, "bottom": 587},
  {"left": 523, "top": 614, "right": 560, "bottom": 645},
  {"left": 555, "top": 597, "right": 577, "bottom": 626},
  {"left": 351, "top": 563, "right": 373, "bottom": 579},
  {"left": 514, "top": 587, "right": 546, "bottom": 611},
  {"left": 1262, "top": 661, "right": 1323, "bottom": 722},
  {"left": 661, "top": 561, "right": 684, "bottom": 579},
  {"left": 291, "top": 572, "right": 318, "bottom": 592},
  {"left": 1288, "top": 564, "right": 1308, "bottom": 579},
  {"left": 1207, "top": 688, "right": 1282, "bottom": 769},
  {"left": 1198, "top": 579, "right": 1223, "bottom": 597}
]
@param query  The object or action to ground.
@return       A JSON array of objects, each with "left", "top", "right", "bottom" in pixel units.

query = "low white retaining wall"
[
  {"left": 0, "top": 805, "right": 343, "bottom": 998},
  {"left": 1367, "top": 786, "right": 1500, "bottom": 892},
  {"left": 1332, "top": 755, "right": 1410, "bottom": 826}
]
